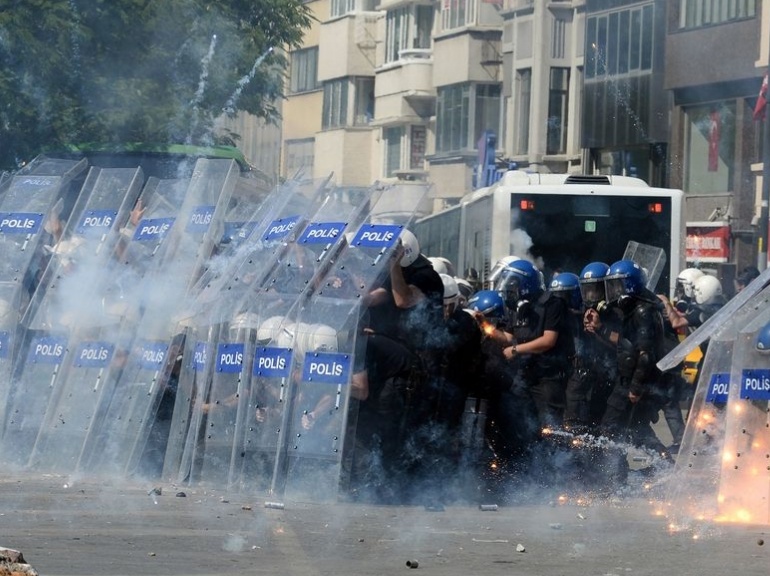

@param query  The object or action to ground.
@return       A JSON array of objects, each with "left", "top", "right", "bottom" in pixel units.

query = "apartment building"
[{"left": 500, "top": 0, "right": 586, "bottom": 176}]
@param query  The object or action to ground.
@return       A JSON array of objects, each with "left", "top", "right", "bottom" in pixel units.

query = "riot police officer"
[
  {"left": 483, "top": 260, "right": 572, "bottom": 468},
  {"left": 564, "top": 262, "right": 619, "bottom": 429},
  {"left": 585, "top": 259, "right": 670, "bottom": 459}
]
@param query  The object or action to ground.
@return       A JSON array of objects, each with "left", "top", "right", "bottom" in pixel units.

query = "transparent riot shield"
[
  {"left": 664, "top": 285, "right": 770, "bottom": 529},
  {"left": 161, "top": 326, "right": 215, "bottom": 482},
  {"left": 187, "top": 185, "right": 381, "bottom": 490},
  {"left": 81, "top": 159, "right": 242, "bottom": 475},
  {"left": 271, "top": 183, "right": 433, "bottom": 502},
  {"left": 622, "top": 241, "right": 666, "bottom": 292},
  {"left": 1, "top": 332, "right": 71, "bottom": 467},
  {"left": 658, "top": 267, "right": 770, "bottom": 372},
  {"left": 0, "top": 157, "right": 88, "bottom": 458},
  {"left": 713, "top": 305, "right": 770, "bottom": 525},
  {"left": 21, "top": 167, "right": 145, "bottom": 472},
  {"left": 23, "top": 167, "right": 144, "bottom": 332},
  {"left": 189, "top": 318, "right": 260, "bottom": 486}
]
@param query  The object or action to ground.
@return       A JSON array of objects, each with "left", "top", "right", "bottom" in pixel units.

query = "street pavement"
[{"left": 1, "top": 471, "right": 769, "bottom": 576}]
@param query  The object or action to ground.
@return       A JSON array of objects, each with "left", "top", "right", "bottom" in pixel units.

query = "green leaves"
[{"left": 0, "top": 0, "right": 311, "bottom": 169}]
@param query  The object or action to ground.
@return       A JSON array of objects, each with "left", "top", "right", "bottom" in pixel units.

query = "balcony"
[
  {"left": 375, "top": 49, "right": 435, "bottom": 120},
  {"left": 318, "top": 12, "right": 380, "bottom": 81}
]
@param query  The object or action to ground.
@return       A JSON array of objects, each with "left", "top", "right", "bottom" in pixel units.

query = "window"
[
  {"left": 551, "top": 17, "right": 566, "bottom": 60},
  {"left": 322, "top": 77, "right": 374, "bottom": 128},
  {"left": 410, "top": 125, "right": 427, "bottom": 169},
  {"left": 516, "top": 69, "right": 531, "bottom": 155},
  {"left": 354, "top": 77, "right": 375, "bottom": 125},
  {"left": 285, "top": 139, "right": 315, "bottom": 178},
  {"left": 680, "top": 0, "right": 756, "bottom": 29},
  {"left": 331, "top": 0, "right": 376, "bottom": 18},
  {"left": 383, "top": 125, "right": 428, "bottom": 176},
  {"left": 436, "top": 83, "right": 501, "bottom": 153},
  {"left": 384, "top": 127, "right": 404, "bottom": 176},
  {"left": 684, "top": 102, "right": 736, "bottom": 194},
  {"left": 585, "top": 5, "right": 654, "bottom": 80},
  {"left": 546, "top": 68, "right": 570, "bottom": 155},
  {"left": 322, "top": 79, "right": 348, "bottom": 129},
  {"left": 441, "top": 0, "right": 476, "bottom": 31},
  {"left": 289, "top": 48, "right": 319, "bottom": 94},
  {"left": 385, "top": 5, "right": 433, "bottom": 63}
]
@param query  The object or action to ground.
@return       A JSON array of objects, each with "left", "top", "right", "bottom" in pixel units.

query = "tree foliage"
[{"left": 0, "top": 0, "right": 311, "bottom": 170}]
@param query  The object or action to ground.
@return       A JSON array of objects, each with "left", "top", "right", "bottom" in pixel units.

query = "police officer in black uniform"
[
  {"left": 563, "top": 262, "right": 619, "bottom": 430},
  {"left": 482, "top": 259, "right": 572, "bottom": 482},
  {"left": 585, "top": 259, "right": 670, "bottom": 459}
]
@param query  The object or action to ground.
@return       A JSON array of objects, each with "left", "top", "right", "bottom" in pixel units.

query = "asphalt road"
[{"left": 1, "top": 472, "right": 769, "bottom": 576}]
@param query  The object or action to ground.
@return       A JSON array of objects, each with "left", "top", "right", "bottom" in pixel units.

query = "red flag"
[
  {"left": 754, "top": 72, "right": 768, "bottom": 121},
  {"left": 708, "top": 110, "right": 720, "bottom": 172}
]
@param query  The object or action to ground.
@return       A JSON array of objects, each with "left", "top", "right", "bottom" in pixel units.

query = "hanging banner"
[{"left": 685, "top": 221, "right": 730, "bottom": 263}]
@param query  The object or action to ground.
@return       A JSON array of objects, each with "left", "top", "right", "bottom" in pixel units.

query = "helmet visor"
[
  {"left": 604, "top": 277, "right": 628, "bottom": 304},
  {"left": 580, "top": 280, "right": 605, "bottom": 307},
  {"left": 487, "top": 260, "right": 509, "bottom": 289},
  {"left": 493, "top": 269, "right": 523, "bottom": 302}
]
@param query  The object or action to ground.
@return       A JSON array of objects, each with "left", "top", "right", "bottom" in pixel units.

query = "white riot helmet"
[
  {"left": 276, "top": 321, "right": 309, "bottom": 352},
  {"left": 304, "top": 324, "right": 339, "bottom": 353},
  {"left": 487, "top": 255, "right": 521, "bottom": 289},
  {"left": 257, "top": 315, "right": 284, "bottom": 343},
  {"left": 454, "top": 277, "right": 474, "bottom": 306},
  {"left": 693, "top": 274, "right": 723, "bottom": 305},
  {"left": 676, "top": 268, "right": 704, "bottom": 300},
  {"left": 439, "top": 274, "right": 460, "bottom": 308},
  {"left": 399, "top": 229, "right": 420, "bottom": 267},
  {"left": 428, "top": 257, "right": 449, "bottom": 275},
  {"left": 436, "top": 257, "right": 455, "bottom": 277},
  {"left": 229, "top": 312, "right": 261, "bottom": 336}
]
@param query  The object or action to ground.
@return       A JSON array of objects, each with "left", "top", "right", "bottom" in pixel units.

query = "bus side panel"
[
  {"left": 413, "top": 205, "right": 461, "bottom": 267},
  {"left": 461, "top": 196, "right": 494, "bottom": 282}
]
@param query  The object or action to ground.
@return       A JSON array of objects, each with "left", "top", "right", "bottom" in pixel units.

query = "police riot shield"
[
  {"left": 80, "top": 159, "right": 242, "bottom": 475},
  {"left": 664, "top": 285, "right": 770, "bottom": 529},
  {"left": 23, "top": 167, "right": 144, "bottom": 332},
  {"left": 271, "top": 183, "right": 432, "bottom": 501},
  {"left": 185, "top": 185, "right": 380, "bottom": 490},
  {"left": 160, "top": 324, "right": 216, "bottom": 482},
  {"left": 712, "top": 304, "right": 770, "bottom": 525},
  {"left": 22, "top": 167, "right": 144, "bottom": 472},
  {"left": 658, "top": 267, "right": 770, "bottom": 372},
  {"left": 0, "top": 157, "right": 88, "bottom": 461},
  {"left": 621, "top": 241, "right": 666, "bottom": 292}
]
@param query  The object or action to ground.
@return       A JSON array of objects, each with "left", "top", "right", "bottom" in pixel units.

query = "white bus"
[{"left": 414, "top": 171, "right": 685, "bottom": 295}]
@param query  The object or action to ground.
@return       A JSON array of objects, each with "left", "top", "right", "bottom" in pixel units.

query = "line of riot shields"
[{"left": 0, "top": 154, "right": 432, "bottom": 502}]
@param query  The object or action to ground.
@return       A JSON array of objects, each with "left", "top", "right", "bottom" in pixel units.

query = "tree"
[{"left": 0, "top": 0, "right": 311, "bottom": 170}]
